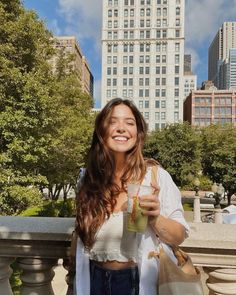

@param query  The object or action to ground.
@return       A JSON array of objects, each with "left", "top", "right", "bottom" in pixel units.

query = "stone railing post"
[
  {"left": 0, "top": 257, "right": 14, "bottom": 295},
  {"left": 207, "top": 268, "right": 236, "bottom": 295},
  {"left": 214, "top": 209, "right": 223, "bottom": 224},
  {"left": 18, "top": 257, "right": 58, "bottom": 295},
  {"left": 193, "top": 195, "right": 202, "bottom": 223},
  {"left": 63, "top": 258, "right": 75, "bottom": 295}
]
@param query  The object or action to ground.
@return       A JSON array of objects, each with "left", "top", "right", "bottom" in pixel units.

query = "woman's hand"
[{"left": 139, "top": 184, "right": 160, "bottom": 223}]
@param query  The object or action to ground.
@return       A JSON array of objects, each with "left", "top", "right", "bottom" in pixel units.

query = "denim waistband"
[{"left": 90, "top": 260, "right": 138, "bottom": 274}]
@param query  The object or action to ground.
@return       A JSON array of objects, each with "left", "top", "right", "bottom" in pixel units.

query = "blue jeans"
[{"left": 90, "top": 260, "right": 139, "bottom": 295}]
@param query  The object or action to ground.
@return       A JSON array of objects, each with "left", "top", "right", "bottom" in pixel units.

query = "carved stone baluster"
[
  {"left": 63, "top": 258, "right": 75, "bottom": 295},
  {"left": 17, "top": 257, "right": 58, "bottom": 295},
  {"left": 207, "top": 268, "right": 236, "bottom": 295},
  {"left": 0, "top": 257, "right": 14, "bottom": 295}
]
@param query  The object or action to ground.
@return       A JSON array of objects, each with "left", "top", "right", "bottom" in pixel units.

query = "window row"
[
  {"left": 106, "top": 29, "right": 181, "bottom": 40},
  {"left": 106, "top": 91, "right": 180, "bottom": 102},
  {"left": 108, "top": 18, "right": 180, "bottom": 29},
  {"left": 108, "top": 7, "right": 180, "bottom": 18}
]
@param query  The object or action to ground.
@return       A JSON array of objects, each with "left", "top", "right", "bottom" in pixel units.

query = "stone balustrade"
[{"left": 0, "top": 217, "right": 236, "bottom": 295}]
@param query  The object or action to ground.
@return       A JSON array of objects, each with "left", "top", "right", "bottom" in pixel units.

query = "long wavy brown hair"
[{"left": 76, "top": 98, "right": 148, "bottom": 249}]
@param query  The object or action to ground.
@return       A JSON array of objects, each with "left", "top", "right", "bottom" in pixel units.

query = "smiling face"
[{"left": 105, "top": 104, "right": 137, "bottom": 158}]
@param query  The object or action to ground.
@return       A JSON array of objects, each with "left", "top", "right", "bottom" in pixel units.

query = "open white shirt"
[{"left": 76, "top": 166, "right": 189, "bottom": 295}]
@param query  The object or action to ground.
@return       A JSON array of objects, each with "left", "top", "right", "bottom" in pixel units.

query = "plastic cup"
[{"left": 127, "top": 183, "right": 153, "bottom": 232}]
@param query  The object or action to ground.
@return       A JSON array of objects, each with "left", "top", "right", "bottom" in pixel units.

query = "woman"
[{"left": 75, "top": 98, "right": 189, "bottom": 295}]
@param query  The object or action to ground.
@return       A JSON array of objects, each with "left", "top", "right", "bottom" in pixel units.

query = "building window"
[
  {"left": 161, "top": 100, "right": 166, "bottom": 108},
  {"left": 174, "top": 88, "right": 179, "bottom": 97},
  {"left": 162, "top": 66, "right": 166, "bottom": 74},
  {"left": 139, "top": 100, "right": 144, "bottom": 108},
  {"left": 161, "top": 112, "right": 166, "bottom": 120},
  {"left": 155, "top": 112, "right": 160, "bottom": 120},
  {"left": 156, "top": 89, "right": 160, "bottom": 97},
  {"left": 175, "top": 29, "right": 180, "bottom": 37},
  {"left": 113, "top": 67, "right": 117, "bottom": 75},
  {"left": 145, "top": 100, "right": 149, "bottom": 108},
  {"left": 114, "top": 9, "right": 118, "bottom": 17},
  {"left": 157, "top": 8, "right": 161, "bottom": 16},
  {"left": 157, "top": 19, "right": 161, "bottom": 27},
  {"left": 156, "top": 78, "right": 160, "bottom": 86},
  {"left": 140, "top": 19, "right": 144, "bottom": 27},
  {"left": 162, "top": 55, "right": 166, "bottom": 63},
  {"left": 108, "top": 0, "right": 112, "bottom": 6},
  {"left": 175, "top": 42, "right": 180, "bottom": 52},
  {"left": 162, "top": 78, "right": 166, "bottom": 85},
  {"left": 113, "top": 79, "right": 117, "bottom": 86},
  {"left": 145, "top": 89, "right": 149, "bottom": 97},
  {"left": 176, "top": 18, "right": 180, "bottom": 26},
  {"left": 146, "top": 8, "right": 151, "bottom": 16},
  {"left": 156, "top": 66, "right": 160, "bottom": 74},
  {"left": 162, "top": 30, "right": 167, "bottom": 38},
  {"left": 161, "top": 89, "right": 166, "bottom": 97},
  {"left": 175, "top": 65, "right": 179, "bottom": 74},
  {"left": 140, "top": 8, "right": 145, "bottom": 16},
  {"left": 176, "top": 7, "right": 180, "bottom": 15},
  {"left": 174, "top": 100, "right": 179, "bottom": 109},
  {"left": 139, "top": 89, "right": 144, "bottom": 97},
  {"left": 107, "top": 56, "right": 112, "bottom": 64},
  {"left": 163, "top": 8, "right": 167, "bottom": 17},
  {"left": 155, "top": 101, "right": 160, "bottom": 108},
  {"left": 107, "top": 90, "right": 111, "bottom": 97},
  {"left": 175, "top": 77, "right": 179, "bottom": 86},
  {"left": 139, "top": 78, "right": 144, "bottom": 86},
  {"left": 108, "top": 9, "right": 112, "bottom": 17},
  {"left": 156, "top": 55, "right": 160, "bottom": 63},
  {"left": 156, "top": 30, "right": 161, "bottom": 38},
  {"left": 107, "top": 78, "right": 111, "bottom": 86},
  {"left": 130, "top": 9, "right": 134, "bottom": 17},
  {"left": 175, "top": 54, "right": 180, "bottom": 63},
  {"left": 107, "top": 67, "right": 111, "bottom": 75},
  {"left": 108, "top": 21, "right": 112, "bottom": 28},
  {"left": 144, "top": 112, "right": 149, "bottom": 120}
]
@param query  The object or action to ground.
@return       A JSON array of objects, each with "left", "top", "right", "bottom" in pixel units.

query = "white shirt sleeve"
[{"left": 158, "top": 166, "right": 189, "bottom": 236}]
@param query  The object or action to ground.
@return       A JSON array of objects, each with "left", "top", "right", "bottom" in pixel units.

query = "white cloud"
[{"left": 58, "top": 0, "right": 102, "bottom": 52}]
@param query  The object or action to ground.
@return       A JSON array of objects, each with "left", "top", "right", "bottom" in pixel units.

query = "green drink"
[{"left": 127, "top": 183, "right": 152, "bottom": 232}]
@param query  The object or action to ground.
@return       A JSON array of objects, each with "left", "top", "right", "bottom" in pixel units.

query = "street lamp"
[{"left": 194, "top": 177, "right": 200, "bottom": 196}]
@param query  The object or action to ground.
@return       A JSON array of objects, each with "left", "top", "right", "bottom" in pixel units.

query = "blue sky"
[{"left": 23, "top": 0, "right": 236, "bottom": 108}]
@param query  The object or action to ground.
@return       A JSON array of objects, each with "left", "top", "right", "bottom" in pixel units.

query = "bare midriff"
[{"left": 92, "top": 260, "right": 137, "bottom": 270}]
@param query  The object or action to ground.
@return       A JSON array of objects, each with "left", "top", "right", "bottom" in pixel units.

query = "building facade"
[
  {"left": 208, "top": 22, "right": 236, "bottom": 89},
  {"left": 101, "top": 0, "right": 185, "bottom": 130},
  {"left": 184, "top": 88, "right": 236, "bottom": 127},
  {"left": 219, "top": 48, "right": 236, "bottom": 90},
  {"left": 53, "top": 36, "right": 94, "bottom": 97},
  {"left": 183, "top": 53, "right": 197, "bottom": 99}
]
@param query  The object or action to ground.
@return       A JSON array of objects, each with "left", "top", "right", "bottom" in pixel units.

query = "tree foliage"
[
  {"left": 201, "top": 124, "right": 236, "bottom": 203},
  {"left": 143, "top": 122, "right": 202, "bottom": 187},
  {"left": 0, "top": 0, "right": 94, "bottom": 214}
]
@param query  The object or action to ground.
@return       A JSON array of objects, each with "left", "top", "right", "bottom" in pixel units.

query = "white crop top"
[{"left": 89, "top": 211, "right": 138, "bottom": 263}]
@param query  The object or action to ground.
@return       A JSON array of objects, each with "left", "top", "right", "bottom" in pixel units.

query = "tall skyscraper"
[
  {"left": 208, "top": 22, "right": 236, "bottom": 89},
  {"left": 101, "top": 0, "right": 185, "bottom": 130},
  {"left": 219, "top": 48, "right": 236, "bottom": 90},
  {"left": 183, "top": 54, "right": 197, "bottom": 99}
]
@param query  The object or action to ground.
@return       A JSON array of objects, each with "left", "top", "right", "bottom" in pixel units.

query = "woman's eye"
[{"left": 127, "top": 121, "right": 135, "bottom": 126}]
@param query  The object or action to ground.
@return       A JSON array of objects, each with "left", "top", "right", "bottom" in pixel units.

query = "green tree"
[
  {"left": 143, "top": 123, "right": 202, "bottom": 187},
  {"left": 201, "top": 124, "right": 236, "bottom": 204},
  {"left": 0, "top": 0, "right": 94, "bottom": 212}
]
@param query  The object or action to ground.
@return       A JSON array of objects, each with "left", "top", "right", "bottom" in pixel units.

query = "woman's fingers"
[{"left": 139, "top": 195, "right": 160, "bottom": 216}]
